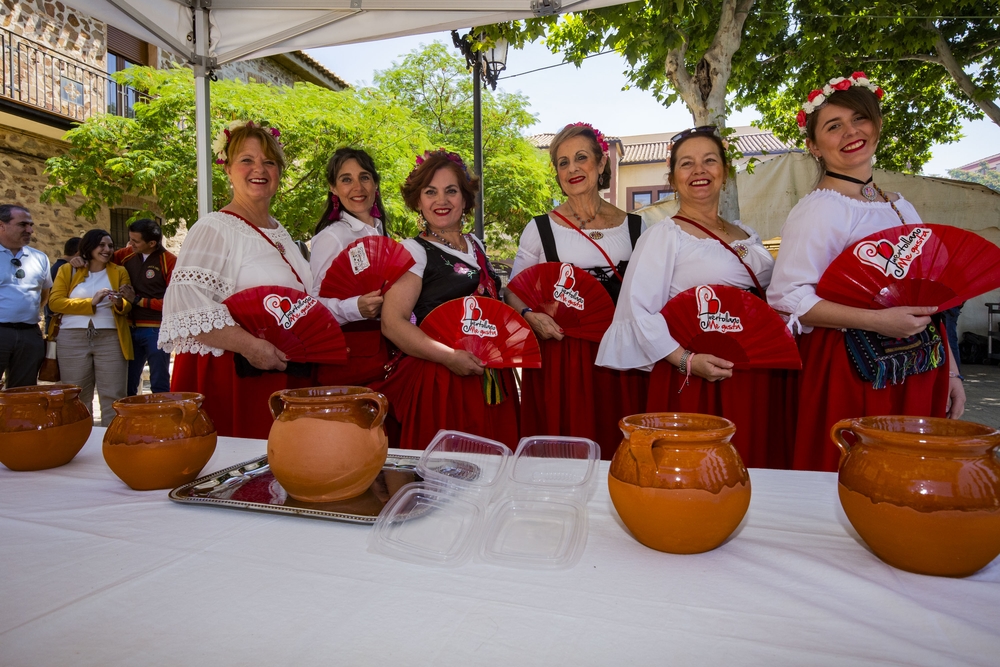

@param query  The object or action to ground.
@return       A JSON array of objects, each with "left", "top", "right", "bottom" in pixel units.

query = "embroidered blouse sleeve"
[
  {"left": 159, "top": 215, "right": 239, "bottom": 356},
  {"left": 510, "top": 220, "right": 543, "bottom": 280},
  {"left": 767, "top": 195, "right": 853, "bottom": 333},
  {"left": 310, "top": 226, "right": 363, "bottom": 325},
  {"left": 596, "top": 221, "right": 682, "bottom": 371}
]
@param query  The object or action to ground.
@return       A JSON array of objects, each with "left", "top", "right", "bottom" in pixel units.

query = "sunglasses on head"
[
  {"left": 10, "top": 257, "right": 24, "bottom": 280},
  {"left": 669, "top": 125, "right": 722, "bottom": 144}
]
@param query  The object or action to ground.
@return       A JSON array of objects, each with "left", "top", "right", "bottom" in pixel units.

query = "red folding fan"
[
  {"left": 223, "top": 286, "right": 347, "bottom": 364},
  {"left": 816, "top": 224, "right": 1000, "bottom": 312},
  {"left": 662, "top": 285, "right": 801, "bottom": 369},
  {"left": 420, "top": 296, "right": 542, "bottom": 368},
  {"left": 506, "top": 262, "right": 615, "bottom": 343},
  {"left": 319, "top": 236, "right": 415, "bottom": 300}
]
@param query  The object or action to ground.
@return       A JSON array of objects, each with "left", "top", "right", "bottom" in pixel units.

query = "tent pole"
[
  {"left": 472, "top": 53, "right": 484, "bottom": 242},
  {"left": 194, "top": 4, "right": 213, "bottom": 219}
]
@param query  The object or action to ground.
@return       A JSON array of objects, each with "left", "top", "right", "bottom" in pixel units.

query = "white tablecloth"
[{"left": 2, "top": 430, "right": 998, "bottom": 666}]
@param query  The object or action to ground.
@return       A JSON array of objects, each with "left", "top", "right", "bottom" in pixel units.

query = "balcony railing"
[{"left": 1, "top": 26, "right": 144, "bottom": 123}]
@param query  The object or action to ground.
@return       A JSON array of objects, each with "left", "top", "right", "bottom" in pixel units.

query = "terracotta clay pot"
[
  {"left": 0, "top": 384, "right": 93, "bottom": 471},
  {"left": 267, "top": 386, "right": 389, "bottom": 502},
  {"left": 832, "top": 416, "right": 1000, "bottom": 577},
  {"left": 608, "top": 413, "right": 751, "bottom": 554},
  {"left": 103, "top": 392, "right": 217, "bottom": 490}
]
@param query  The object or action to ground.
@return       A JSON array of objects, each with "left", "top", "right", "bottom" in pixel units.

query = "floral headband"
[
  {"left": 796, "top": 72, "right": 884, "bottom": 134},
  {"left": 407, "top": 149, "right": 471, "bottom": 183},
  {"left": 569, "top": 122, "right": 609, "bottom": 154},
  {"left": 213, "top": 120, "right": 282, "bottom": 164}
]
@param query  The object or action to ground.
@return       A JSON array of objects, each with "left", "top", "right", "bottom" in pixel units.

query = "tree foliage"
[
  {"left": 948, "top": 164, "right": 1000, "bottom": 192},
  {"left": 43, "top": 66, "right": 429, "bottom": 240},
  {"left": 374, "top": 42, "right": 559, "bottom": 254}
]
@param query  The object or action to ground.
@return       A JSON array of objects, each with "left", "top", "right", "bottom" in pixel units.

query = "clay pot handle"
[
  {"left": 174, "top": 398, "right": 197, "bottom": 437},
  {"left": 830, "top": 419, "right": 855, "bottom": 468},
  {"left": 268, "top": 391, "right": 286, "bottom": 420},
  {"left": 362, "top": 393, "right": 389, "bottom": 430},
  {"left": 44, "top": 388, "right": 65, "bottom": 410},
  {"left": 628, "top": 429, "right": 663, "bottom": 488}
]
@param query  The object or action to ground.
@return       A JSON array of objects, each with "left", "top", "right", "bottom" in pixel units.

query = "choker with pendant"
[{"left": 825, "top": 170, "right": 878, "bottom": 202}]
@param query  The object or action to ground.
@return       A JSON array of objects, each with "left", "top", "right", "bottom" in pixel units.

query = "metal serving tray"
[{"left": 169, "top": 454, "right": 423, "bottom": 524}]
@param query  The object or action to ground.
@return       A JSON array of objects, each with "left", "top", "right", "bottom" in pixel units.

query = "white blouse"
[
  {"left": 510, "top": 214, "right": 645, "bottom": 279},
  {"left": 309, "top": 212, "right": 384, "bottom": 325},
  {"left": 402, "top": 234, "right": 488, "bottom": 279},
  {"left": 767, "top": 189, "right": 921, "bottom": 334},
  {"left": 596, "top": 218, "right": 774, "bottom": 371},
  {"left": 63, "top": 269, "right": 115, "bottom": 330},
  {"left": 159, "top": 211, "right": 312, "bottom": 356}
]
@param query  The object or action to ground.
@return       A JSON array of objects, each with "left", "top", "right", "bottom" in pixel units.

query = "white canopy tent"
[{"left": 67, "top": 0, "right": 628, "bottom": 218}]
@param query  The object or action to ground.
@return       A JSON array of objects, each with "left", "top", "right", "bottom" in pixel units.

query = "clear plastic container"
[
  {"left": 478, "top": 497, "right": 588, "bottom": 569},
  {"left": 416, "top": 430, "right": 512, "bottom": 503},
  {"left": 506, "top": 436, "right": 600, "bottom": 503}
]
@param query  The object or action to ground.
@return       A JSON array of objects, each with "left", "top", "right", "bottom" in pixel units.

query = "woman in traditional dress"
[
  {"left": 768, "top": 72, "right": 965, "bottom": 472},
  {"left": 504, "top": 122, "right": 646, "bottom": 459},
  {"left": 160, "top": 121, "right": 313, "bottom": 439},
  {"left": 380, "top": 150, "right": 519, "bottom": 449},
  {"left": 49, "top": 229, "right": 133, "bottom": 426},
  {"left": 310, "top": 147, "right": 392, "bottom": 389},
  {"left": 596, "top": 126, "right": 792, "bottom": 468}
]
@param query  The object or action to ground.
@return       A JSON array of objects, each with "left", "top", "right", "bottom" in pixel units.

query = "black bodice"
[{"left": 412, "top": 236, "right": 501, "bottom": 324}]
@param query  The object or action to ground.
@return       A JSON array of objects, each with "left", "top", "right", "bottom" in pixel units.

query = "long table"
[{"left": 2, "top": 429, "right": 998, "bottom": 666}]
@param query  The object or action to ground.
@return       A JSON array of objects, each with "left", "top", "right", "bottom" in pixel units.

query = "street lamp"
[{"left": 452, "top": 30, "right": 509, "bottom": 241}]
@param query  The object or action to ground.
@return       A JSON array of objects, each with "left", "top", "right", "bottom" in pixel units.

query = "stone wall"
[
  {"left": 218, "top": 59, "right": 296, "bottom": 87},
  {"left": 1, "top": 0, "right": 105, "bottom": 67}
]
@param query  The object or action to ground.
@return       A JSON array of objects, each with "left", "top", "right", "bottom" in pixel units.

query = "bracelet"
[
  {"left": 520, "top": 307, "right": 533, "bottom": 317},
  {"left": 949, "top": 372, "right": 964, "bottom": 381},
  {"left": 677, "top": 349, "right": 692, "bottom": 375}
]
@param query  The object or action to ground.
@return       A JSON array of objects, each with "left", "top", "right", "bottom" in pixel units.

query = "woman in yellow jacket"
[{"left": 49, "top": 229, "right": 133, "bottom": 426}]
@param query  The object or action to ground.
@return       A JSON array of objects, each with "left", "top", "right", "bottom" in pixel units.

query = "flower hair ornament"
[
  {"left": 213, "top": 119, "right": 282, "bottom": 164},
  {"left": 796, "top": 72, "right": 884, "bottom": 134},
  {"left": 407, "top": 149, "right": 471, "bottom": 183},
  {"left": 569, "top": 122, "right": 609, "bottom": 154}
]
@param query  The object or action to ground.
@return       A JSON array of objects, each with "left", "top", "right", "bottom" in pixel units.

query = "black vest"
[
  {"left": 412, "top": 237, "right": 501, "bottom": 324},
  {"left": 533, "top": 213, "right": 643, "bottom": 305}
]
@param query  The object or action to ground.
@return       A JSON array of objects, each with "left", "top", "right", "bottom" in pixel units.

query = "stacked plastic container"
[{"left": 369, "top": 430, "right": 599, "bottom": 569}]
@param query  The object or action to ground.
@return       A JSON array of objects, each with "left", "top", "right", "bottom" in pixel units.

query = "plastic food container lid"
[
  {"left": 508, "top": 436, "right": 600, "bottom": 501},
  {"left": 478, "top": 497, "right": 589, "bottom": 570},
  {"left": 417, "top": 430, "right": 512, "bottom": 498},
  {"left": 368, "top": 482, "right": 484, "bottom": 566}
]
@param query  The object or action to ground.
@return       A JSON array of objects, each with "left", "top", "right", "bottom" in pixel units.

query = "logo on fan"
[
  {"left": 696, "top": 285, "right": 743, "bottom": 333},
  {"left": 263, "top": 294, "right": 317, "bottom": 330},
  {"left": 461, "top": 296, "right": 498, "bottom": 338},
  {"left": 854, "top": 227, "right": 932, "bottom": 279},
  {"left": 552, "top": 263, "right": 585, "bottom": 310},
  {"left": 348, "top": 243, "right": 371, "bottom": 275}
]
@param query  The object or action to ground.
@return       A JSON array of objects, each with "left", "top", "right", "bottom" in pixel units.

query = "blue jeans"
[{"left": 128, "top": 326, "right": 171, "bottom": 395}]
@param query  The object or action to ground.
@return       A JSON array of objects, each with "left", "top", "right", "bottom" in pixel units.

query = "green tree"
[
  {"left": 374, "top": 42, "right": 559, "bottom": 255},
  {"left": 43, "top": 66, "right": 429, "bottom": 240},
  {"left": 949, "top": 163, "right": 1000, "bottom": 192}
]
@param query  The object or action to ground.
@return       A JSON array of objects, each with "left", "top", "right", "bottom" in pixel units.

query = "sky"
[{"left": 308, "top": 33, "right": 1000, "bottom": 176}]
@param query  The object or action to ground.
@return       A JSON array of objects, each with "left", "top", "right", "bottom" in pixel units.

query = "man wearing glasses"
[{"left": 0, "top": 205, "right": 51, "bottom": 387}]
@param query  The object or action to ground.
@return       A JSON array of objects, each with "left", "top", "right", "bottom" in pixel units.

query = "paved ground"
[{"left": 958, "top": 363, "right": 1000, "bottom": 429}]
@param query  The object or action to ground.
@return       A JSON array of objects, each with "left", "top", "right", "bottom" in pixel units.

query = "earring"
[
  {"left": 370, "top": 191, "right": 381, "bottom": 219},
  {"left": 328, "top": 194, "right": 341, "bottom": 221}
]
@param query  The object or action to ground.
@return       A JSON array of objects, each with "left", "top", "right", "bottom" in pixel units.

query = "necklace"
[
  {"left": 678, "top": 211, "right": 726, "bottom": 234},
  {"left": 825, "top": 170, "right": 878, "bottom": 202},
  {"left": 567, "top": 200, "right": 602, "bottom": 229},
  {"left": 423, "top": 227, "right": 465, "bottom": 251}
]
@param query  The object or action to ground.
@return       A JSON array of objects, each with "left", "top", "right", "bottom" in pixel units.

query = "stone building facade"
[{"left": 1, "top": 0, "right": 345, "bottom": 260}]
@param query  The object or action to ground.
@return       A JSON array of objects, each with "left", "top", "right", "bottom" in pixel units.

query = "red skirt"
[
  {"left": 520, "top": 336, "right": 648, "bottom": 460},
  {"left": 171, "top": 352, "right": 312, "bottom": 440},
  {"left": 793, "top": 327, "right": 950, "bottom": 472},
  {"left": 314, "top": 323, "right": 390, "bottom": 391},
  {"left": 646, "top": 363, "right": 797, "bottom": 470},
  {"left": 379, "top": 355, "right": 520, "bottom": 450}
]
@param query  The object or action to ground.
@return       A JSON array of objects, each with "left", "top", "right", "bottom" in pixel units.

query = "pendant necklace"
[
  {"left": 568, "top": 201, "right": 604, "bottom": 240},
  {"left": 423, "top": 227, "right": 465, "bottom": 251},
  {"left": 825, "top": 170, "right": 878, "bottom": 202}
]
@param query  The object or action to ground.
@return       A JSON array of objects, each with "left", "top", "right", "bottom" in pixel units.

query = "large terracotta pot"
[
  {"left": 267, "top": 386, "right": 389, "bottom": 502},
  {"left": 832, "top": 416, "right": 1000, "bottom": 577},
  {"left": 0, "top": 384, "right": 92, "bottom": 471},
  {"left": 103, "top": 392, "right": 217, "bottom": 490},
  {"left": 608, "top": 412, "right": 751, "bottom": 554}
]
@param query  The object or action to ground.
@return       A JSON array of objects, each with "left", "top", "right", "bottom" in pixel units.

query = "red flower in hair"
[
  {"left": 832, "top": 79, "right": 853, "bottom": 91},
  {"left": 875, "top": 87, "right": 884, "bottom": 99},
  {"left": 807, "top": 89, "right": 824, "bottom": 103},
  {"left": 851, "top": 71, "right": 868, "bottom": 80},
  {"left": 796, "top": 109, "right": 808, "bottom": 128}
]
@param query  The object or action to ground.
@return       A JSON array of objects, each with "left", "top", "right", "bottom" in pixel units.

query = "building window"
[
  {"left": 632, "top": 192, "right": 652, "bottom": 210},
  {"left": 106, "top": 26, "right": 149, "bottom": 118},
  {"left": 110, "top": 208, "right": 161, "bottom": 249},
  {"left": 626, "top": 187, "right": 673, "bottom": 211}
]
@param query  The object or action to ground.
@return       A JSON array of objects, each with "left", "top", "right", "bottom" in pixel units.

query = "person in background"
[
  {"left": 0, "top": 205, "right": 51, "bottom": 388},
  {"left": 114, "top": 219, "right": 176, "bottom": 395},
  {"left": 49, "top": 229, "right": 133, "bottom": 425},
  {"left": 45, "top": 237, "right": 81, "bottom": 335}
]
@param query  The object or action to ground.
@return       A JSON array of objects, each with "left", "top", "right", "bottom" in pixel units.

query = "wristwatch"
[{"left": 521, "top": 307, "right": 533, "bottom": 317}]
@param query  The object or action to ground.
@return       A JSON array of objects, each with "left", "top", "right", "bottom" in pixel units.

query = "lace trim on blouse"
[
  {"left": 159, "top": 304, "right": 237, "bottom": 356},
  {"left": 171, "top": 267, "right": 236, "bottom": 299}
]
